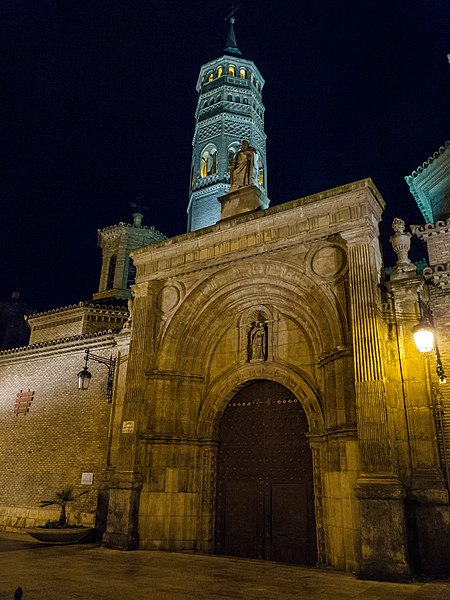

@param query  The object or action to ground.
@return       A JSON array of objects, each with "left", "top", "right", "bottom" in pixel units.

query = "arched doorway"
[{"left": 215, "top": 380, "right": 317, "bottom": 565}]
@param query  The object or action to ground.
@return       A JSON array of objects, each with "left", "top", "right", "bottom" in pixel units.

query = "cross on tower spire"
[{"left": 224, "top": 4, "right": 241, "bottom": 56}]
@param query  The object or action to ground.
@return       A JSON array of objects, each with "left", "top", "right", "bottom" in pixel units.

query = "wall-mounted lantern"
[
  {"left": 413, "top": 292, "right": 446, "bottom": 384},
  {"left": 77, "top": 349, "right": 116, "bottom": 403}
]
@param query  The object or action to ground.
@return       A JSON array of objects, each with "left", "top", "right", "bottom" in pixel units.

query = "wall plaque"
[
  {"left": 81, "top": 472, "right": 94, "bottom": 485},
  {"left": 122, "top": 420, "right": 135, "bottom": 433}
]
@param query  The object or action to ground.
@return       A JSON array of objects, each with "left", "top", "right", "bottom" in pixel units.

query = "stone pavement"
[{"left": 1, "top": 532, "right": 450, "bottom": 599}]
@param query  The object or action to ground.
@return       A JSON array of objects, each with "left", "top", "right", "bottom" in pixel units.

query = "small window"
[
  {"left": 107, "top": 255, "right": 117, "bottom": 289},
  {"left": 235, "top": 96, "right": 240, "bottom": 103},
  {"left": 217, "top": 66, "right": 223, "bottom": 77},
  {"left": 251, "top": 73, "right": 255, "bottom": 84},
  {"left": 127, "top": 257, "right": 136, "bottom": 288},
  {"left": 239, "top": 68, "right": 246, "bottom": 79},
  {"left": 228, "top": 65, "right": 235, "bottom": 76},
  {"left": 227, "top": 94, "right": 232, "bottom": 101},
  {"left": 200, "top": 144, "right": 217, "bottom": 178},
  {"left": 243, "top": 98, "right": 248, "bottom": 104},
  {"left": 208, "top": 72, "right": 214, "bottom": 82},
  {"left": 259, "top": 165, "right": 264, "bottom": 187}
]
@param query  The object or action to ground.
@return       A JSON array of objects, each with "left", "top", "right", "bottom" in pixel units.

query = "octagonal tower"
[{"left": 187, "top": 18, "right": 268, "bottom": 231}]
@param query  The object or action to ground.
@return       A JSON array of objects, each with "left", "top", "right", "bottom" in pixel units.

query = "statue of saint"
[
  {"left": 249, "top": 321, "right": 267, "bottom": 361},
  {"left": 229, "top": 140, "right": 255, "bottom": 191}
]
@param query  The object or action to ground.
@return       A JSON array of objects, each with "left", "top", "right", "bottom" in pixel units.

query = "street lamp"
[
  {"left": 77, "top": 349, "right": 116, "bottom": 403},
  {"left": 413, "top": 292, "right": 446, "bottom": 384}
]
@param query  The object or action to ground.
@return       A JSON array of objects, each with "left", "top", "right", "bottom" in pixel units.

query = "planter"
[{"left": 27, "top": 527, "right": 93, "bottom": 544}]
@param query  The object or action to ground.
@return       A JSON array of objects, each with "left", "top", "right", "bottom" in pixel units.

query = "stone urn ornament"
[{"left": 389, "top": 218, "right": 416, "bottom": 276}]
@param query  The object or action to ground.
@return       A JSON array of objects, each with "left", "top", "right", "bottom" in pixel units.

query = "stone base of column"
[
  {"left": 406, "top": 479, "right": 450, "bottom": 577},
  {"left": 102, "top": 470, "right": 142, "bottom": 550},
  {"left": 218, "top": 185, "right": 266, "bottom": 221},
  {"left": 355, "top": 475, "right": 411, "bottom": 581}
]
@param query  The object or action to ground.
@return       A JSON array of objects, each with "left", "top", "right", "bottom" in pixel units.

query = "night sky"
[{"left": 1, "top": 0, "right": 449, "bottom": 310}]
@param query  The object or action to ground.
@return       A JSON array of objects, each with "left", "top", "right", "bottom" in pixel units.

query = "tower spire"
[{"left": 224, "top": 15, "right": 242, "bottom": 56}]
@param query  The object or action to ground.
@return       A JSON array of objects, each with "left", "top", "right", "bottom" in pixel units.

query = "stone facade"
[
  {"left": 0, "top": 20, "right": 448, "bottom": 584},
  {"left": 98, "top": 178, "right": 449, "bottom": 579},
  {"left": 0, "top": 175, "right": 448, "bottom": 581}
]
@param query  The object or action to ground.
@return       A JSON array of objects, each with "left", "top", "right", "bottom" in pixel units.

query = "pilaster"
[
  {"left": 344, "top": 231, "right": 410, "bottom": 580},
  {"left": 103, "top": 281, "right": 161, "bottom": 549}
]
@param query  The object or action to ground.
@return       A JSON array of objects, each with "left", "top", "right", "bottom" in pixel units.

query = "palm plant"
[{"left": 39, "top": 486, "right": 88, "bottom": 527}]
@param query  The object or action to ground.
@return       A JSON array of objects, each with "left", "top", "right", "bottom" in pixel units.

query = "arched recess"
[
  {"left": 197, "top": 360, "right": 325, "bottom": 439},
  {"left": 155, "top": 259, "right": 348, "bottom": 379}
]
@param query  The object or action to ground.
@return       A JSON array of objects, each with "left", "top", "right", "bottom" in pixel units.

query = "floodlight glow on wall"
[
  {"left": 413, "top": 292, "right": 446, "bottom": 385},
  {"left": 77, "top": 348, "right": 116, "bottom": 402}
]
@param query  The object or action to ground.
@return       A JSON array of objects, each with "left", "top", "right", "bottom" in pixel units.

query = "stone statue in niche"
[
  {"left": 229, "top": 140, "right": 255, "bottom": 191},
  {"left": 248, "top": 321, "right": 267, "bottom": 361},
  {"left": 390, "top": 218, "right": 416, "bottom": 275}
]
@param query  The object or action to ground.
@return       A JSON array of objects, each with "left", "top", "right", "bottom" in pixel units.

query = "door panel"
[
  {"left": 215, "top": 380, "right": 317, "bottom": 565},
  {"left": 223, "top": 481, "right": 258, "bottom": 558}
]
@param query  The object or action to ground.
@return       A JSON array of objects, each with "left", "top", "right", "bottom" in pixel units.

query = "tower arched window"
[
  {"left": 227, "top": 142, "right": 240, "bottom": 162},
  {"left": 239, "top": 68, "right": 246, "bottom": 79},
  {"left": 235, "top": 96, "right": 240, "bottom": 103},
  {"left": 217, "top": 66, "right": 223, "bottom": 77},
  {"left": 200, "top": 144, "right": 217, "bottom": 178},
  {"left": 227, "top": 94, "right": 232, "bottom": 101},
  {"left": 208, "top": 71, "right": 214, "bottom": 82},
  {"left": 228, "top": 65, "right": 235, "bottom": 76},
  {"left": 127, "top": 257, "right": 136, "bottom": 288},
  {"left": 107, "top": 255, "right": 117, "bottom": 290},
  {"left": 259, "top": 165, "right": 264, "bottom": 187}
]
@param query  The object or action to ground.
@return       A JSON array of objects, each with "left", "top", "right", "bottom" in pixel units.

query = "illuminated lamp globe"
[
  {"left": 78, "top": 366, "right": 92, "bottom": 391},
  {"left": 412, "top": 322, "right": 434, "bottom": 353}
]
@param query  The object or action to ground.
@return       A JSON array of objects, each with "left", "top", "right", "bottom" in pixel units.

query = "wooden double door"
[{"left": 215, "top": 380, "right": 317, "bottom": 565}]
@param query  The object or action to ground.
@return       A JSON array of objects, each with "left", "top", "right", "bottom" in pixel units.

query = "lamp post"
[
  {"left": 413, "top": 292, "right": 446, "bottom": 384},
  {"left": 77, "top": 349, "right": 116, "bottom": 403}
]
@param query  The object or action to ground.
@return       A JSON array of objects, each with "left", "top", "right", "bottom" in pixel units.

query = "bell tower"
[{"left": 187, "top": 17, "right": 269, "bottom": 231}]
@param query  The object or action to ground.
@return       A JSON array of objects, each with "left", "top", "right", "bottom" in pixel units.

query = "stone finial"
[{"left": 389, "top": 218, "right": 416, "bottom": 277}]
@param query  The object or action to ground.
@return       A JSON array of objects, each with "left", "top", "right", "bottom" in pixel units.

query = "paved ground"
[{"left": 1, "top": 532, "right": 450, "bottom": 599}]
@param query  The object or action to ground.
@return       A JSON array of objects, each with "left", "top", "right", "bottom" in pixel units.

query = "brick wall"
[{"left": 0, "top": 336, "right": 115, "bottom": 531}]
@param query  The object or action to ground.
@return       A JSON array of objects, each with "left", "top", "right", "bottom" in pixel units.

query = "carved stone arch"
[
  {"left": 157, "top": 260, "right": 346, "bottom": 375},
  {"left": 197, "top": 361, "right": 325, "bottom": 439}
]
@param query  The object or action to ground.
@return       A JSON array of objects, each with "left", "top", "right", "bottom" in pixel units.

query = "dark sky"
[{"left": 1, "top": 0, "right": 449, "bottom": 310}]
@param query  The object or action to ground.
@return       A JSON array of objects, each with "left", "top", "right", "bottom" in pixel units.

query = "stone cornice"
[
  {"left": 411, "top": 218, "right": 450, "bottom": 239},
  {"left": 406, "top": 141, "right": 449, "bottom": 180},
  {"left": 99, "top": 222, "right": 166, "bottom": 236},
  {"left": 26, "top": 302, "right": 128, "bottom": 322},
  {"left": 423, "top": 264, "right": 450, "bottom": 289},
  {"left": 133, "top": 179, "right": 384, "bottom": 279},
  {"left": 0, "top": 330, "right": 116, "bottom": 361}
]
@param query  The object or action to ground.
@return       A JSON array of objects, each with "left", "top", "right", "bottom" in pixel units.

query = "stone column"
[{"left": 344, "top": 231, "right": 410, "bottom": 581}]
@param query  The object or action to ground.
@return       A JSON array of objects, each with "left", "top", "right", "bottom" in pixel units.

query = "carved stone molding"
[{"left": 423, "top": 263, "right": 450, "bottom": 289}]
